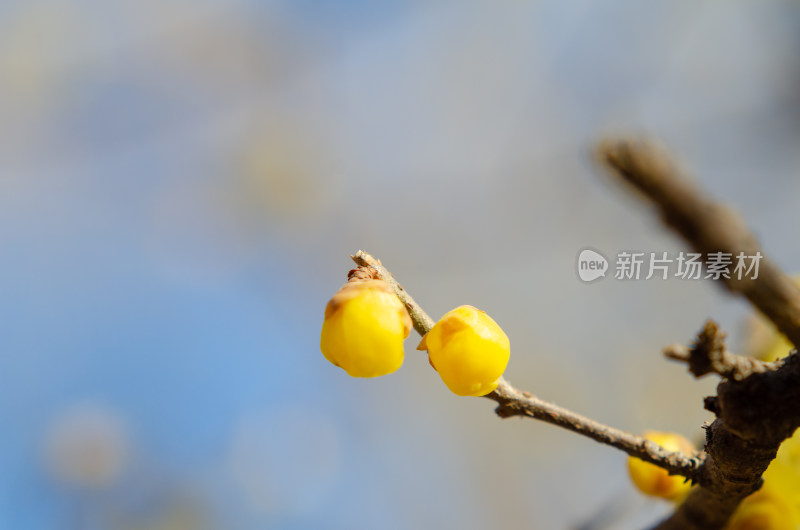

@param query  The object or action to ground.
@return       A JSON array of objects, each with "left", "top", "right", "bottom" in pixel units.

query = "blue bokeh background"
[{"left": 2, "top": 1, "right": 800, "bottom": 528}]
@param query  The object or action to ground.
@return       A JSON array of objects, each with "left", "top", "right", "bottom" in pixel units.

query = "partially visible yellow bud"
[
  {"left": 417, "top": 305, "right": 510, "bottom": 397},
  {"left": 627, "top": 431, "right": 694, "bottom": 502},
  {"left": 764, "top": 435, "right": 800, "bottom": 493},
  {"left": 761, "top": 335, "right": 793, "bottom": 363},
  {"left": 320, "top": 279, "right": 412, "bottom": 378},
  {"left": 726, "top": 491, "right": 798, "bottom": 530},
  {"left": 720, "top": 430, "right": 800, "bottom": 530}
]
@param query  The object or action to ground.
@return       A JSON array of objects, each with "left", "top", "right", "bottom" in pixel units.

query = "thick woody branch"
[
  {"left": 598, "top": 138, "right": 800, "bottom": 349},
  {"left": 351, "top": 250, "right": 702, "bottom": 480},
  {"left": 598, "top": 138, "right": 800, "bottom": 530}
]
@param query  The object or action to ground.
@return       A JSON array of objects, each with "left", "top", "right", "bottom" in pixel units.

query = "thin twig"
[
  {"left": 490, "top": 379, "right": 703, "bottom": 477},
  {"left": 350, "top": 250, "right": 702, "bottom": 480}
]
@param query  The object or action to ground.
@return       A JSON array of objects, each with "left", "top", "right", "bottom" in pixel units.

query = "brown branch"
[
  {"left": 598, "top": 137, "right": 800, "bottom": 349},
  {"left": 490, "top": 378, "right": 702, "bottom": 477},
  {"left": 663, "top": 320, "right": 782, "bottom": 382},
  {"left": 598, "top": 138, "right": 800, "bottom": 530},
  {"left": 657, "top": 324, "right": 800, "bottom": 530},
  {"left": 350, "top": 250, "right": 702, "bottom": 480}
]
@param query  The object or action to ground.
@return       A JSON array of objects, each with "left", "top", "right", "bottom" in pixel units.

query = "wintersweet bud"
[
  {"left": 725, "top": 490, "right": 798, "bottom": 530},
  {"left": 627, "top": 431, "right": 694, "bottom": 502},
  {"left": 417, "top": 305, "right": 510, "bottom": 397},
  {"left": 742, "top": 430, "right": 800, "bottom": 528},
  {"left": 750, "top": 323, "right": 794, "bottom": 363},
  {"left": 320, "top": 279, "right": 412, "bottom": 378}
]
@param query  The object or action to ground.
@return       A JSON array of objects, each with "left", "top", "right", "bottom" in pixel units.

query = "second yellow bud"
[{"left": 417, "top": 305, "right": 510, "bottom": 397}]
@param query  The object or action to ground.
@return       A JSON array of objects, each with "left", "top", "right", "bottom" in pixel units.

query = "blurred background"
[{"left": 2, "top": 0, "right": 800, "bottom": 528}]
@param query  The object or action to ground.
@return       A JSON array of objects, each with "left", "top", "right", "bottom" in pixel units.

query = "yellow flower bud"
[
  {"left": 417, "top": 305, "right": 510, "bottom": 397},
  {"left": 726, "top": 491, "right": 798, "bottom": 530},
  {"left": 320, "top": 279, "right": 412, "bottom": 378},
  {"left": 747, "top": 433, "right": 800, "bottom": 527},
  {"left": 627, "top": 431, "right": 694, "bottom": 502},
  {"left": 751, "top": 330, "right": 793, "bottom": 363}
]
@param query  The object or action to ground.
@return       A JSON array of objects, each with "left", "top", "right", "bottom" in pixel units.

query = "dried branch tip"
[
  {"left": 664, "top": 320, "right": 779, "bottom": 381},
  {"left": 347, "top": 266, "right": 379, "bottom": 282}
]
